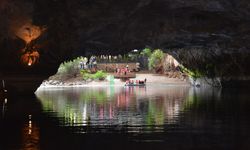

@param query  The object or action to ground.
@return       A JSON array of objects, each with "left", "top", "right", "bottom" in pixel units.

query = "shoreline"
[{"left": 38, "top": 73, "right": 190, "bottom": 89}]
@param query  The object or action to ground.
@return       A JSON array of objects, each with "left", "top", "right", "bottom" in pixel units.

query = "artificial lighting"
[
  {"left": 20, "top": 50, "right": 40, "bottom": 67},
  {"left": 28, "top": 115, "right": 32, "bottom": 134},
  {"left": 15, "top": 22, "right": 44, "bottom": 67},
  {"left": 28, "top": 61, "right": 32, "bottom": 66},
  {"left": 15, "top": 23, "right": 45, "bottom": 44}
]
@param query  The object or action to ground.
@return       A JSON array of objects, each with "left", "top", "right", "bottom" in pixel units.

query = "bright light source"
[
  {"left": 133, "top": 49, "right": 138, "bottom": 52},
  {"left": 21, "top": 50, "right": 40, "bottom": 66}
]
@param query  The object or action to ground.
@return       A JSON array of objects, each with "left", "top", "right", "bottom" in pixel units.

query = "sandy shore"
[
  {"left": 135, "top": 73, "right": 189, "bottom": 85},
  {"left": 39, "top": 73, "right": 190, "bottom": 88}
]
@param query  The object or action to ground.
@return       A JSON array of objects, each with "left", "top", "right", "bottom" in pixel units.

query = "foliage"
[
  {"left": 57, "top": 56, "right": 86, "bottom": 79},
  {"left": 148, "top": 49, "right": 164, "bottom": 70},
  {"left": 80, "top": 69, "right": 92, "bottom": 80},
  {"left": 127, "top": 53, "right": 137, "bottom": 61},
  {"left": 92, "top": 70, "right": 107, "bottom": 80},
  {"left": 140, "top": 48, "right": 152, "bottom": 57},
  {"left": 179, "top": 65, "right": 203, "bottom": 79},
  {"left": 80, "top": 70, "right": 107, "bottom": 81}
]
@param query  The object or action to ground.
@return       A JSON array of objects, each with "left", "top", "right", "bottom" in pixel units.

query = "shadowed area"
[{"left": 1, "top": 0, "right": 250, "bottom": 93}]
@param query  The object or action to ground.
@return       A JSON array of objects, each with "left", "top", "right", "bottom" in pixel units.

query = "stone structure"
[{"left": 97, "top": 63, "right": 138, "bottom": 72}]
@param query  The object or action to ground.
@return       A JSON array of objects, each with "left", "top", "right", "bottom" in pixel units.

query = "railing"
[{"left": 96, "top": 59, "right": 137, "bottom": 63}]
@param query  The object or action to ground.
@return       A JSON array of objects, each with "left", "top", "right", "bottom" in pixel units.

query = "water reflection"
[
  {"left": 1, "top": 98, "right": 7, "bottom": 119},
  {"left": 3, "top": 86, "right": 250, "bottom": 149},
  {"left": 36, "top": 86, "right": 192, "bottom": 133},
  {"left": 21, "top": 115, "right": 40, "bottom": 150},
  {"left": 0, "top": 95, "right": 42, "bottom": 150}
]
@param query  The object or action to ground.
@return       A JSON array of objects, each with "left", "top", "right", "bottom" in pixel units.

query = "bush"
[
  {"left": 80, "top": 70, "right": 107, "bottom": 81},
  {"left": 179, "top": 65, "right": 203, "bottom": 79},
  {"left": 92, "top": 70, "right": 107, "bottom": 80},
  {"left": 57, "top": 56, "right": 86, "bottom": 79},
  {"left": 140, "top": 48, "right": 152, "bottom": 57},
  {"left": 80, "top": 69, "right": 92, "bottom": 80},
  {"left": 148, "top": 49, "right": 164, "bottom": 71}
]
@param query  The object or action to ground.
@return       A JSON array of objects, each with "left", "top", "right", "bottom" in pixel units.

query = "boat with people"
[{"left": 124, "top": 79, "right": 146, "bottom": 86}]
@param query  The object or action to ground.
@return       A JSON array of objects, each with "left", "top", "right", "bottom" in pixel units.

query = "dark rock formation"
[{"left": 1, "top": 0, "right": 250, "bottom": 93}]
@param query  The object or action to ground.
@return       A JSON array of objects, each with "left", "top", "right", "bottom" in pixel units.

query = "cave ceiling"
[{"left": 0, "top": 0, "right": 250, "bottom": 73}]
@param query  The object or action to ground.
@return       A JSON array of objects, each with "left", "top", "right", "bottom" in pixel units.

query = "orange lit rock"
[
  {"left": 14, "top": 22, "right": 44, "bottom": 66},
  {"left": 15, "top": 23, "right": 45, "bottom": 44},
  {"left": 20, "top": 51, "right": 40, "bottom": 67}
]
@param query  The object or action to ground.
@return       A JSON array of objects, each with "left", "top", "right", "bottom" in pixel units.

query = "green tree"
[
  {"left": 140, "top": 48, "right": 152, "bottom": 57},
  {"left": 148, "top": 49, "right": 164, "bottom": 71}
]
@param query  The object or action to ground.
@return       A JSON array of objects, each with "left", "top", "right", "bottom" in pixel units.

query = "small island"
[{"left": 41, "top": 49, "right": 190, "bottom": 88}]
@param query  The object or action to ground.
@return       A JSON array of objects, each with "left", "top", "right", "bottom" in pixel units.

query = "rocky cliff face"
[{"left": 1, "top": 0, "right": 250, "bottom": 93}]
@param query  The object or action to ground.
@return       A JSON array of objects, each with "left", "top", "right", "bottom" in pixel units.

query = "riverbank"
[{"left": 39, "top": 73, "right": 190, "bottom": 88}]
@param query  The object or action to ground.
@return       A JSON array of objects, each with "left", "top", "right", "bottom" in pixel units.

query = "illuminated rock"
[{"left": 20, "top": 50, "right": 40, "bottom": 67}]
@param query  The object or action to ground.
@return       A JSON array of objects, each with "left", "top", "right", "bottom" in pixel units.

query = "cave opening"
[{"left": 37, "top": 48, "right": 189, "bottom": 89}]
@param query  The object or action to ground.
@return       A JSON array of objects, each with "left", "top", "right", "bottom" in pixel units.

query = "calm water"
[{"left": 1, "top": 85, "right": 250, "bottom": 150}]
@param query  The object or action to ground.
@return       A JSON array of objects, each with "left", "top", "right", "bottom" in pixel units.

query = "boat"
[
  {"left": 125, "top": 83, "right": 145, "bottom": 86},
  {"left": 124, "top": 80, "right": 146, "bottom": 86}
]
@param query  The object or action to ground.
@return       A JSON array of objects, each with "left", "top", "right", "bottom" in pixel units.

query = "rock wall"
[{"left": 1, "top": 0, "right": 250, "bottom": 93}]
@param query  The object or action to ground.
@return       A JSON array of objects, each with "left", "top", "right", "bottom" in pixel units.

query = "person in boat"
[
  {"left": 115, "top": 64, "right": 118, "bottom": 73},
  {"left": 136, "top": 80, "right": 139, "bottom": 85},
  {"left": 126, "top": 80, "right": 129, "bottom": 85},
  {"left": 139, "top": 80, "right": 144, "bottom": 85}
]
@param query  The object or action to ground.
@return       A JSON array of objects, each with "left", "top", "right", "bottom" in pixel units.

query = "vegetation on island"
[
  {"left": 55, "top": 56, "right": 107, "bottom": 81},
  {"left": 57, "top": 56, "right": 85, "bottom": 79},
  {"left": 179, "top": 65, "right": 203, "bottom": 79},
  {"left": 80, "top": 70, "right": 107, "bottom": 81},
  {"left": 49, "top": 47, "right": 199, "bottom": 84},
  {"left": 140, "top": 48, "right": 152, "bottom": 57},
  {"left": 54, "top": 48, "right": 165, "bottom": 81},
  {"left": 148, "top": 49, "right": 164, "bottom": 71}
]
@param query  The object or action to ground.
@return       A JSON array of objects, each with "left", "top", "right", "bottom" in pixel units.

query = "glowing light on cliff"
[
  {"left": 28, "top": 61, "right": 32, "bottom": 66},
  {"left": 15, "top": 23, "right": 44, "bottom": 44},
  {"left": 15, "top": 23, "right": 45, "bottom": 67},
  {"left": 20, "top": 50, "right": 40, "bottom": 67}
]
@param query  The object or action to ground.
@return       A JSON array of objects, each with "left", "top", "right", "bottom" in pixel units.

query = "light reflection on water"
[
  {"left": 36, "top": 85, "right": 211, "bottom": 133},
  {"left": 2, "top": 86, "right": 250, "bottom": 149},
  {"left": 21, "top": 114, "right": 40, "bottom": 150}
]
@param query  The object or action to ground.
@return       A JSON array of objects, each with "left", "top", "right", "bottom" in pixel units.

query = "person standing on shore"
[{"left": 80, "top": 61, "right": 83, "bottom": 69}]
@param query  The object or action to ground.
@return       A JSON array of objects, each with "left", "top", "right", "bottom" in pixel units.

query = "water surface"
[{"left": 1, "top": 85, "right": 250, "bottom": 150}]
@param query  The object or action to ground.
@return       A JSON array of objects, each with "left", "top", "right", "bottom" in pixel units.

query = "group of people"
[
  {"left": 115, "top": 64, "right": 130, "bottom": 75},
  {"left": 79, "top": 56, "right": 97, "bottom": 70},
  {"left": 125, "top": 78, "right": 147, "bottom": 86}
]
